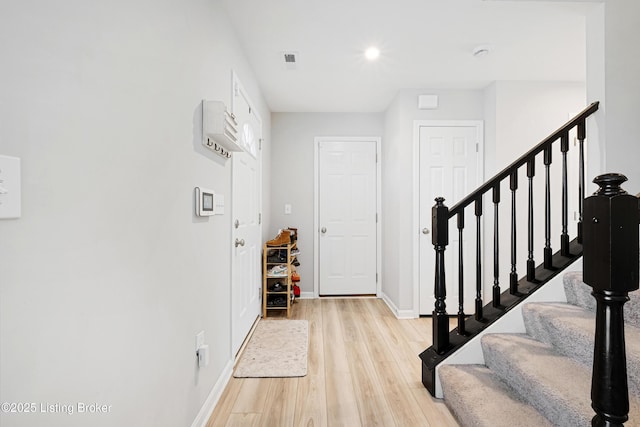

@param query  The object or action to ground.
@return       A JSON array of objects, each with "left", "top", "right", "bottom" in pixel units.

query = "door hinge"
[
  {"left": 376, "top": 152, "right": 378, "bottom": 162},
  {"left": 259, "top": 213, "right": 262, "bottom": 224},
  {"left": 259, "top": 138, "right": 263, "bottom": 150},
  {"left": 476, "top": 142, "right": 479, "bottom": 153},
  {"left": 376, "top": 273, "right": 379, "bottom": 283},
  {"left": 376, "top": 213, "right": 378, "bottom": 223}
]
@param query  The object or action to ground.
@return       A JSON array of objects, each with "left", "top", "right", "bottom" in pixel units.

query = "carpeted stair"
[{"left": 440, "top": 272, "right": 640, "bottom": 427}]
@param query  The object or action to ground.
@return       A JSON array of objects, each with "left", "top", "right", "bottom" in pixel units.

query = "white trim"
[
  {"left": 381, "top": 292, "right": 416, "bottom": 319},
  {"left": 412, "top": 120, "right": 484, "bottom": 317},
  {"left": 298, "top": 291, "right": 316, "bottom": 299},
  {"left": 190, "top": 359, "right": 234, "bottom": 427},
  {"left": 313, "top": 136, "right": 382, "bottom": 298}
]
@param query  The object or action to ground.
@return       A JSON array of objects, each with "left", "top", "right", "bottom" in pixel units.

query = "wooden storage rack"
[{"left": 262, "top": 241, "right": 297, "bottom": 318}]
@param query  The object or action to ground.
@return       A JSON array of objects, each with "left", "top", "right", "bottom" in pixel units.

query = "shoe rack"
[{"left": 263, "top": 235, "right": 298, "bottom": 318}]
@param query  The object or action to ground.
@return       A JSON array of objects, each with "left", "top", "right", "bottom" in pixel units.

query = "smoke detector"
[{"left": 282, "top": 51, "right": 299, "bottom": 70}]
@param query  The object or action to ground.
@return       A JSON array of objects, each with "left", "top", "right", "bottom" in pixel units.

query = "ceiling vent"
[{"left": 282, "top": 51, "right": 298, "bottom": 70}]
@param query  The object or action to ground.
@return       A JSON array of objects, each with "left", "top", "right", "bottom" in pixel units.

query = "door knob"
[
  {"left": 422, "top": 228, "right": 430, "bottom": 235},
  {"left": 235, "top": 238, "right": 245, "bottom": 247},
  {"left": 321, "top": 227, "right": 327, "bottom": 234}
]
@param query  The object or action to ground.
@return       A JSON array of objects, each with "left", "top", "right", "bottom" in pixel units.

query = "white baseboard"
[
  {"left": 191, "top": 359, "right": 234, "bottom": 427},
  {"left": 381, "top": 292, "right": 417, "bottom": 319},
  {"left": 299, "top": 291, "right": 315, "bottom": 299}
]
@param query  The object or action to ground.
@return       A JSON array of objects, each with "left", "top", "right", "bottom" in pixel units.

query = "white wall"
[
  {"left": 269, "top": 113, "right": 384, "bottom": 295},
  {"left": 382, "top": 89, "right": 485, "bottom": 313},
  {"left": 483, "top": 81, "right": 586, "bottom": 304},
  {"left": 586, "top": 1, "right": 640, "bottom": 192},
  {"left": 0, "top": 1, "right": 270, "bottom": 426}
]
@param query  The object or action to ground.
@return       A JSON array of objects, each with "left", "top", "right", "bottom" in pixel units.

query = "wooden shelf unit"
[{"left": 262, "top": 241, "right": 297, "bottom": 318}]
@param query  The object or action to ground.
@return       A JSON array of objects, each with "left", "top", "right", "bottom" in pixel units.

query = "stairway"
[{"left": 439, "top": 271, "right": 640, "bottom": 427}]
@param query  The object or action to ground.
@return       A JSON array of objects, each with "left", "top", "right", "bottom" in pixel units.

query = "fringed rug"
[{"left": 233, "top": 319, "right": 308, "bottom": 378}]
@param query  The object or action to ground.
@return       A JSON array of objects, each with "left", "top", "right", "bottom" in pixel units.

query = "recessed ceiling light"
[{"left": 365, "top": 46, "right": 380, "bottom": 61}]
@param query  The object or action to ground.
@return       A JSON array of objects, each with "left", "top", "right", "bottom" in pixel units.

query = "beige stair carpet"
[{"left": 233, "top": 319, "right": 308, "bottom": 378}]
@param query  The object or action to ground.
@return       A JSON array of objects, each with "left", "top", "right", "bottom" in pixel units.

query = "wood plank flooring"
[{"left": 207, "top": 298, "right": 459, "bottom": 427}]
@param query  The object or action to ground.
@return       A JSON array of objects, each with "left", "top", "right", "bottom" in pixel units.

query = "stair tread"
[
  {"left": 523, "top": 301, "right": 640, "bottom": 396},
  {"left": 482, "top": 333, "right": 640, "bottom": 427},
  {"left": 439, "top": 364, "right": 553, "bottom": 427},
  {"left": 563, "top": 271, "right": 640, "bottom": 328}
]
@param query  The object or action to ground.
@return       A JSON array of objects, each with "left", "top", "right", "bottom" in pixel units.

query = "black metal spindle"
[
  {"left": 544, "top": 146, "right": 553, "bottom": 269},
  {"left": 561, "top": 132, "right": 570, "bottom": 256},
  {"left": 432, "top": 197, "right": 449, "bottom": 354},
  {"left": 457, "top": 211, "right": 465, "bottom": 335},
  {"left": 475, "top": 198, "right": 483, "bottom": 320},
  {"left": 527, "top": 158, "right": 536, "bottom": 282},
  {"left": 510, "top": 171, "right": 518, "bottom": 294},
  {"left": 577, "top": 120, "right": 586, "bottom": 243},
  {"left": 493, "top": 184, "right": 501, "bottom": 307}
]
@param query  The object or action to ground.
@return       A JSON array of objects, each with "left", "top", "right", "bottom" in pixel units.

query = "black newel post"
[
  {"left": 432, "top": 197, "right": 450, "bottom": 354},
  {"left": 583, "top": 173, "right": 639, "bottom": 427}
]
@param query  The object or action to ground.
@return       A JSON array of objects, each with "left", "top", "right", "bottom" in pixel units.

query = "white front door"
[
  {"left": 318, "top": 139, "right": 378, "bottom": 295},
  {"left": 418, "top": 123, "right": 483, "bottom": 315},
  {"left": 231, "top": 75, "right": 261, "bottom": 355}
]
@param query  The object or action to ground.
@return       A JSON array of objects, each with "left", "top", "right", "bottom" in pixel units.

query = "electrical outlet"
[
  {"left": 284, "top": 204, "right": 292, "bottom": 214},
  {"left": 196, "top": 331, "right": 205, "bottom": 351}
]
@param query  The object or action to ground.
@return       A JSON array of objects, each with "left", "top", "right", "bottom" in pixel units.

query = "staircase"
[
  {"left": 439, "top": 270, "right": 640, "bottom": 427},
  {"left": 419, "top": 101, "right": 640, "bottom": 425}
]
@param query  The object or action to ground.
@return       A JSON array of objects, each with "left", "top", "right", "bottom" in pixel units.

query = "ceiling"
[{"left": 219, "top": 0, "right": 594, "bottom": 113}]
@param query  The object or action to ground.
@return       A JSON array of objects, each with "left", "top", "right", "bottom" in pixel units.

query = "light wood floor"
[{"left": 207, "top": 298, "right": 459, "bottom": 427}]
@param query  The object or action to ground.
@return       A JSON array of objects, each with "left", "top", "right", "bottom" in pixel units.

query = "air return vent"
[{"left": 282, "top": 51, "right": 298, "bottom": 70}]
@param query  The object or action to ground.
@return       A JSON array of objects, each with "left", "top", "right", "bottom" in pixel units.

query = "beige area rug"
[{"left": 233, "top": 319, "right": 308, "bottom": 378}]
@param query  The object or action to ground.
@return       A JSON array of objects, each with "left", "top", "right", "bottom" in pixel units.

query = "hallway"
[{"left": 208, "top": 298, "right": 458, "bottom": 426}]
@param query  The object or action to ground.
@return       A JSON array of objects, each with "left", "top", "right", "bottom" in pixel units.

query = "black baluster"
[
  {"left": 432, "top": 197, "right": 450, "bottom": 354},
  {"left": 493, "top": 184, "right": 501, "bottom": 307},
  {"left": 457, "top": 211, "right": 466, "bottom": 335},
  {"left": 561, "top": 132, "right": 570, "bottom": 256},
  {"left": 577, "top": 120, "right": 586, "bottom": 243},
  {"left": 544, "top": 146, "right": 554, "bottom": 269},
  {"left": 510, "top": 171, "right": 518, "bottom": 294},
  {"left": 475, "top": 197, "right": 483, "bottom": 320},
  {"left": 527, "top": 158, "right": 536, "bottom": 282}
]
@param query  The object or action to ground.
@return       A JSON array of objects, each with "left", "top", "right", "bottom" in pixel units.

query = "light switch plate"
[
  {"left": 196, "top": 331, "right": 205, "bottom": 351},
  {"left": 0, "top": 155, "right": 21, "bottom": 219}
]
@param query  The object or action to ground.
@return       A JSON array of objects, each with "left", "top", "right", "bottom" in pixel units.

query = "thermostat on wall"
[{"left": 195, "top": 187, "right": 216, "bottom": 217}]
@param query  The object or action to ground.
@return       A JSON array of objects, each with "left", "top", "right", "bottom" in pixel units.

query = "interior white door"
[
  {"left": 318, "top": 140, "right": 377, "bottom": 295},
  {"left": 231, "top": 79, "right": 261, "bottom": 356},
  {"left": 419, "top": 124, "right": 482, "bottom": 315}
]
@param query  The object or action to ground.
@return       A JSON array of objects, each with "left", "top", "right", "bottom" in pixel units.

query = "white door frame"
[
  {"left": 412, "top": 120, "right": 484, "bottom": 317},
  {"left": 314, "top": 136, "right": 382, "bottom": 298},
  {"left": 230, "top": 70, "right": 262, "bottom": 356}
]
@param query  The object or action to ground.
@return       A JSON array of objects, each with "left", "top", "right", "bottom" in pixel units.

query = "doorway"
[
  {"left": 314, "top": 137, "right": 381, "bottom": 296},
  {"left": 414, "top": 121, "right": 484, "bottom": 316},
  {"left": 230, "top": 72, "right": 262, "bottom": 356}
]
